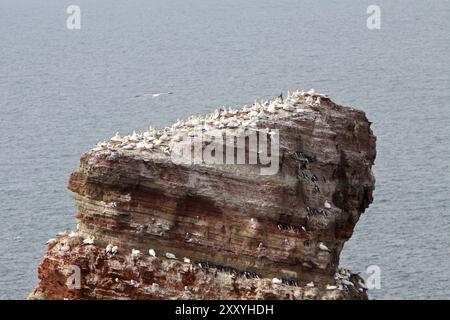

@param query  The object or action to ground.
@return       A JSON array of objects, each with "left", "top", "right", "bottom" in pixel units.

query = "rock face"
[{"left": 30, "top": 90, "right": 376, "bottom": 300}]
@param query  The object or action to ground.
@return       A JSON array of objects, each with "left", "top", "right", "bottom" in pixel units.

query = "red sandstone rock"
[{"left": 30, "top": 91, "right": 375, "bottom": 300}]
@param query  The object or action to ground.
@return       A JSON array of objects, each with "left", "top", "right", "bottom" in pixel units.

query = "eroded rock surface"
[{"left": 30, "top": 90, "right": 376, "bottom": 300}]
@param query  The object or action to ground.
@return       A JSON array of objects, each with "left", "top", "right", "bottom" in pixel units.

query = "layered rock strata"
[{"left": 30, "top": 89, "right": 376, "bottom": 300}]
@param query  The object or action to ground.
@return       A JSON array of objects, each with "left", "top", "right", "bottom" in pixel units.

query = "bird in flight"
[{"left": 135, "top": 92, "right": 173, "bottom": 98}]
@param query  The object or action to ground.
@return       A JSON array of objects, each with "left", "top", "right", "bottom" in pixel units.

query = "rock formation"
[{"left": 30, "top": 89, "right": 376, "bottom": 300}]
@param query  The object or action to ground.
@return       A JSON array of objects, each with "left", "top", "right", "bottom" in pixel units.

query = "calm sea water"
[{"left": 1, "top": 0, "right": 449, "bottom": 299}]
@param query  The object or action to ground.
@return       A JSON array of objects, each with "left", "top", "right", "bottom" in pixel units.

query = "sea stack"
[{"left": 30, "top": 89, "right": 376, "bottom": 300}]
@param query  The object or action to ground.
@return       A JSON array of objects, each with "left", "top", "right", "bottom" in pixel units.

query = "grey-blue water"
[{"left": 1, "top": 0, "right": 449, "bottom": 300}]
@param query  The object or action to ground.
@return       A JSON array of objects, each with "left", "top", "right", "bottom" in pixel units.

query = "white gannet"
[
  {"left": 148, "top": 249, "right": 156, "bottom": 257},
  {"left": 306, "top": 281, "right": 315, "bottom": 288},
  {"left": 111, "top": 245, "right": 118, "bottom": 255},
  {"left": 165, "top": 252, "right": 177, "bottom": 260},
  {"left": 152, "top": 92, "right": 173, "bottom": 98},
  {"left": 111, "top": 132, "right": 122, "bottom": 142},
  {"left": 82, "top": 237, "right": 95, "bottom": 245},
  {"left": 326, "top": 284, "right": 338, "bottom": 290},
  {"left": 342, "top": 279, "right": 354, "bottom": 287},
  {"left": 122, "top": 144, "right": 135, "bottom": 150},
  {"left": 183, "top": 257, "right": 191, "bottom": 264},
  {"left": 136, "top": 141, "right": 154, "bottom": 150},
  {"left": 68, "top": 231, "right": 78, "bottom": 237},
  {"left": 267, "top": 103, "right": 277, "bottom": 113},
  {"left": 46, "top": 238, "right": 57, "bottom": 245},
  {"left": 130, "top": 130, "right": 140, "bottom": 142},
  {"left": 131, "top": 249, "right": 141, "bottom": 256},
  {"left": 135, "top": 92, "right": 173, "bottom": 98},
  {"left": 318, "top": 242, "right": 331, "bottom": 252},
  {"left": 282, "top": 104, "right": 295, "bottom": 112},
  {"left": 226, "top": 120, "right": 239, "bottom": 128},
  {"left": 172, "top": 134, "right": 182, "bottom": 142},
  {"left": 130, "top": 279, "right": 140, "bottom": 288},
  {"left": 358, "top": 280, "right": 368, "bottom": 290},
  {"left": 324, "top": 200, "right": 332, "bottom": 209},
  {"left": 272, "top": 278, "right": 283, "bottom": 284},
  {"left": 60, "top": 245, "right": 70, "bottom": 252},
  {"left": 105, "top": 244, "right": 113, "bottom": 253}
]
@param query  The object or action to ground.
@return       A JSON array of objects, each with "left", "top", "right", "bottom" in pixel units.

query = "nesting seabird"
[
  {"left": 105, "top": 244, "right": 113, "bottom": 253},
  {"left": 324, "top": 200, "right": 332, "bottom": 209},
  {"left": 46, "top": 238, "right": 57, "bottom": 245},
  {"left": 326, "top": 284, "right": 338, "bottom": 290},
  {"left": 342, "top": 279, "right": 354, "bottom": 287},
  {"left": 148, "top": 249, "right": 156, "bottom": 257},
  {"left": 130, "top": 279, "right": 140, "bottom": 288},
  {"left": 272, "top": 278, "right": 283, "bottom": 285},
  {"left": 318, "top": 242, "right": 331, "bottom": 252},
  {"left": 60, "top": 245, "right": 71, "bottom": 252},
  {"left": 131, "top": 249, "right": 141, "bottom": 256},
  {"left": 82, "top": 237, "right": 95, "bottom": 245},
  {"left": 68, "top": 231, "right": 78, "bottom": 238},
  {"left": 165, "top": 252, "right": 177, "bottom": 260}
]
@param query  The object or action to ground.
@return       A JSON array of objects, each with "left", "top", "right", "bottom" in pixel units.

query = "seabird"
[
  {"left": 149, "top": 249, "right": 156, "bottom": 257},
  {"left": 135, "top": 92, "right": 173, "bottom": 98},
  {"left": 111, "top": 132, "right": 122, "bottom": 142},
  {"left": 46, "top": 238, "right": 57, "bottom": 245},
  {"left": 82, "top": 237, "right": 95, "bottom": 245},
  {"left": 324, "top": 201, "right": 332, "bottom": 209},
  {"left": 342, "top": 279, "right": 354, "bottom": 287},
  {"left": 60, "top": 245, "right": 70, "bottom": 252},
  {"left": 111, "top": 246, "right": 118, "bottom": 255},
  {"left": 326, "top": 284, "right": 338, "bottom": 290},
  {"left": 226, "top": 120, "right": 239, "bottom": 128},
  {"left": 130, "top": 279, "right": 140, "bottom": 288},
  {"left": 358, "top": 280, "right": 368, "bottom": 290},
  {"left": 306, "top": 281, "right": 315, "bottom": 288},
  {"left": 272, "top": 278, "right": 283, "bottom": 285},
  {"left": 131, "top": 249, "right": 141, "bottom": 256},
  {"left": 318, "top": 242, "right": 331, "bottom": 252},
  {"left": 183, "top": 257, "right": 191, "bottom": 264},
  {"left": 165, "top": 252, "right": 177, "bottom": 260},
  {"left": 105, "top": 244, "right": 113, "bottom": 253},
  {"left": 68, "top": 231, "right": 78, "bottom": 237}
]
